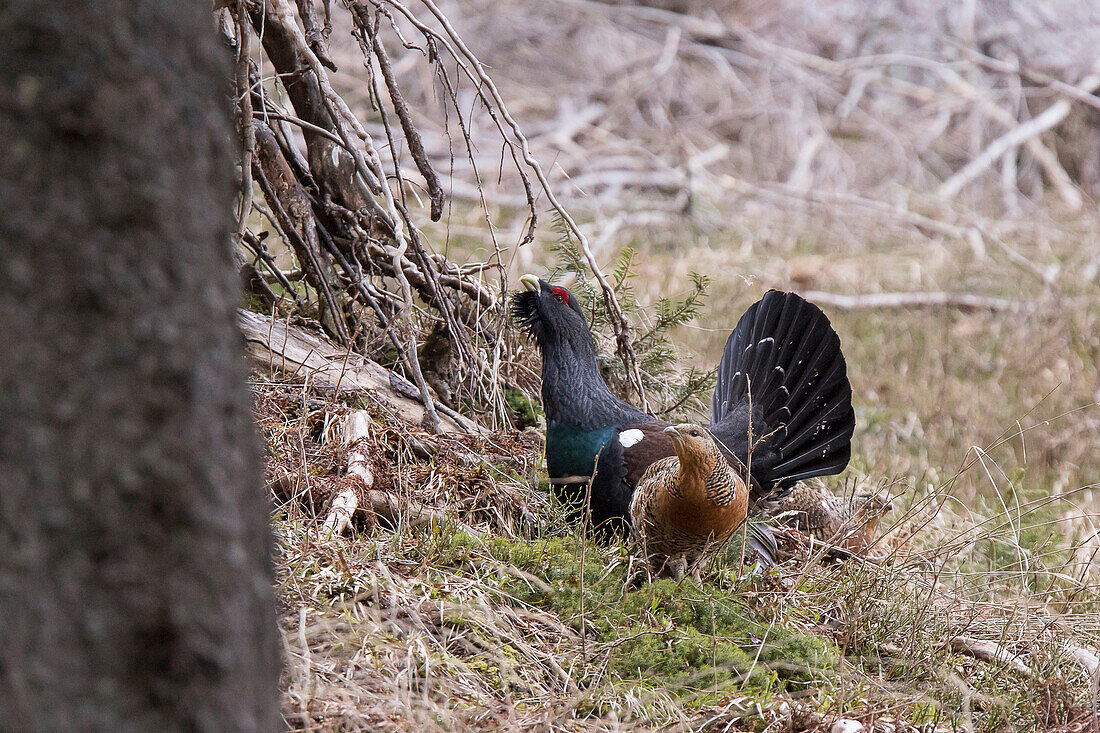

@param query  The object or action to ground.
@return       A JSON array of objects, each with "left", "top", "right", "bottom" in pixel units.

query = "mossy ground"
[
  {"left": 260, "top": 180, "right": 1100, "bottom": 732},
  {"left": 436, "top": 532, "right": 838, "bottom": 698},
  {"left": 276, "top": 494, "right": 1096, "bottom": 731}
]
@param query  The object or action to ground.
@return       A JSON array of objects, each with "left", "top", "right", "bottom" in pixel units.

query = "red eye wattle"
[{"left": 550, "top": 287, "right": 569, "bottom": 304}]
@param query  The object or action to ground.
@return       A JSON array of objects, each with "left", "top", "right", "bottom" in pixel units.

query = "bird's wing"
[
  {"left": 617, "top": 422, "right": 676, "bottom": 488},
  {"left": 588, "top": 422, "right": 675, "bottom": 530},
  {"left": 745, "top": 518, "right": 779, "bottom": 566},
  {"left": 631, "top": 455, "right": 676, "bottom": 501}
]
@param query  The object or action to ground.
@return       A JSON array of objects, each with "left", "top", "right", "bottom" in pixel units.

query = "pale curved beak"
[
  {"left": 662, "top": 425, "right": 680, "bottom": 438},
  {"left": 519, "top": 274, "right": 540, "bottom": 292}
]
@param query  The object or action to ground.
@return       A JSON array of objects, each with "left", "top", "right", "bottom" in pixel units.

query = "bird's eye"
[
  {"left": 690, "top": 430, "right": 700, "bottom": 437},
  {"left": 550, "top": 287, "right": 569, "bottom": 304}
]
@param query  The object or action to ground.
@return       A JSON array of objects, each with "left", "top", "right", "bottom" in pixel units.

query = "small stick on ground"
[
  {"left": 949, "top": 635, "right": 1033, "bottom": 679},
  {"left": 322, "top": 410, "right": 373, "bottom": 537},
  {"left": 366, "top": 490, "right": 482, "bottom": 538}
]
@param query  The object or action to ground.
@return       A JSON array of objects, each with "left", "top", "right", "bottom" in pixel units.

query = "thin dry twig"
[
  {"left": 938, "top": 68, "right": 1100, "bottom": 204},
  {"left": 798, "top": 290, "right": 1027, "bottom": 312}
]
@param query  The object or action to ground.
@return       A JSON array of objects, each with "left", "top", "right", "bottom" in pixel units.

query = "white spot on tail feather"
[{"left": 619, "top": 429, "right": 644, "bottom": 448}]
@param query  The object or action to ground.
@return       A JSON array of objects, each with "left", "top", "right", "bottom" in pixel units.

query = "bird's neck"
[
  {"left": 676, "top": 450, "right": 746, "bottom": 517},
  {"left": 661, "top": 451, "right": 747, "bottom": 539},
  {"left": 540, "top": 333, "right": 649, "bottom": 429},
  {"left": 675, "top": 452, "right": 719, "bottom": 504}
]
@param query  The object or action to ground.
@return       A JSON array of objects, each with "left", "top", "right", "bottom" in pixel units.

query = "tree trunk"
[{"left": 0, "top": 3, "right": 279, "bottom": 730}]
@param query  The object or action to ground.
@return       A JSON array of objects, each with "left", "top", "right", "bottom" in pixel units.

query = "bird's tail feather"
[
  {"left": 746, "top": 520, "right": 778, "bottom": 566},
  {"left": 711, "top": 290, "right": 855, "bottom": 495}
]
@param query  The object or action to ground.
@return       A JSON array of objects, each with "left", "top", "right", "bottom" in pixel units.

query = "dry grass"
[
  {"left": 255, "top": 372, "right": 1099, "bottom": 732},
  {"left": 322, "top": 0, "right": 1100, "bottom": 517}
]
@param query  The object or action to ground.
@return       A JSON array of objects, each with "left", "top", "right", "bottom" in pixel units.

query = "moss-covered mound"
[{"left": 441, "top": 533, "right": 838, "bottom": 698}]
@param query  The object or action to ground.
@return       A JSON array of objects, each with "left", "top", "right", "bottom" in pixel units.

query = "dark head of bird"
[
  {"left": 512, "top": 274, "right": 594, "bottom": 356},
  {"left": 512, "top": 274, "right": 647, "bottom": 427}
]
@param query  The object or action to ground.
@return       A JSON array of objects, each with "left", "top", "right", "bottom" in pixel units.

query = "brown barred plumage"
[
  {"left": 774, "top": 480, "right": 893, "bottom": 553},
  {"left": 629, "top": 423, "right": 749, "bottom": 580}
]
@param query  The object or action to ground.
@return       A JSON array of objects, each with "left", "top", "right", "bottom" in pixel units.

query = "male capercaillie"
[{"left": 513, "top": 275, "right": 856, "bottom": 548}]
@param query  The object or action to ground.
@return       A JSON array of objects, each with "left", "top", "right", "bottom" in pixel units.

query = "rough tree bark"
[{"left": 0, "top": 2, "right": 279, "bottom": 730}]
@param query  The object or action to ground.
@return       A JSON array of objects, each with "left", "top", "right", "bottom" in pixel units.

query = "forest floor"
[
  {"left": 250, "top": 88, "right": 1100, "bottom": 730},
  {"left": 255, "top": 305, "right": 1099, "bottom": 732}
]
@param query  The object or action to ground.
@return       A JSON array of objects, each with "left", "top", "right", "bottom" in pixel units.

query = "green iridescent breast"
[{"left": 545, "top": 424, "right": 616, "bottom": 478}]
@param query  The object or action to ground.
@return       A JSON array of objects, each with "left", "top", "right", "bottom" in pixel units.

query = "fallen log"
[
  {"left": 365, "top": 490, "right": 481, "bottom": 539},
  {"left": 319, "top": 410, "right": 483, "bottom": 538},
  {"left": 949, "top": 636, "right": 1033, "bottom": 679},
  {"left": 237, "top": 308, "right": 486, "bottom": 435}
]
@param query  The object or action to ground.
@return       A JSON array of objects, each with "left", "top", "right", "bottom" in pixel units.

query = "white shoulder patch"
[{"left": 618, "top": 429, "right": 644, "bottom": 448}]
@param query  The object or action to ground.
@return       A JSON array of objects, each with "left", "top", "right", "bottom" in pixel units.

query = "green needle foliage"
[{"left": 547, "top": 215, "right": 715, "bottom": 420}]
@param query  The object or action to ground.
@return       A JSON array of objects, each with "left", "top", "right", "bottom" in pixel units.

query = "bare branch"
[
  {"left": 799, "top": 290, "right": 1028, "bottom": 312},
  {"left": 938, "top": 70, "right": 1100, "bottom": 205}
]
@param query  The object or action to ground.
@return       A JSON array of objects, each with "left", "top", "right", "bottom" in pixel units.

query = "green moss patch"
[{"left": 439, "top": 533, "right": 838, "bottom": 700}]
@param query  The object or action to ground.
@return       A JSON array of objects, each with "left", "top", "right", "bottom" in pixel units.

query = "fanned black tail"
[{"left": 709, "top": 290, "right": 854, "bottom": 501}]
